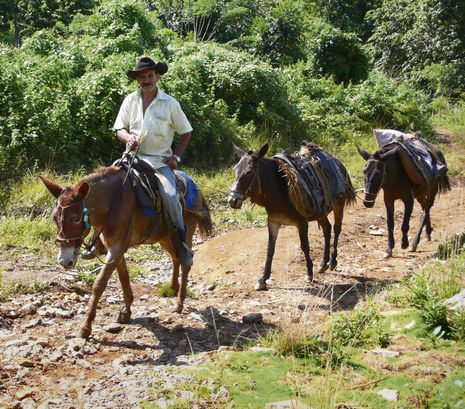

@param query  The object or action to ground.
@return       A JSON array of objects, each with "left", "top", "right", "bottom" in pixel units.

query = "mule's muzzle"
[
  {"left": 228, "top": 192, "right": 244, "bottom": 209},
  {"left": 363, "top": 199, "right": 375, "bottom": 208},
  {"left": 58, "top": 247, "right": 78, "bottom": 270}
]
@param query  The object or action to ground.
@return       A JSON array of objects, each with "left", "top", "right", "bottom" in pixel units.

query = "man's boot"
[{"left": 170, "top": 228, "right": 194, "bottom": 267}]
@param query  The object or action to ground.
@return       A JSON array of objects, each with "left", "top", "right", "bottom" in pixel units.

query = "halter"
[
  {"left": 230, "top": 161, "right": 261, "bottom": 200},
  {"left": 56, "top": 200, "right": 91, "bottom": 246},
  {"left": 361, "top": 158, "right": 386, "bottom": 204}
]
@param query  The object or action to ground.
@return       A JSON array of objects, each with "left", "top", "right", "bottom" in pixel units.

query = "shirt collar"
[{"left": 137, "top": 87, "right": 168, "bottom": 102}]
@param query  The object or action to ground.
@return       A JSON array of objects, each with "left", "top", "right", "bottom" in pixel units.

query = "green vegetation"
[
  {"left": 138, "top": 249, "right": 465, "bottom": 409},
  {"left": 3, "top": 0, "right": 462, "bottom": 204}
]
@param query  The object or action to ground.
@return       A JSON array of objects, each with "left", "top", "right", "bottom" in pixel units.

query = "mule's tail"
[
  {"left": 342, "top": 167, "right": 357, "bottom": 207},
  {"left": 438, "top": 174, "right": 451, "bottom": 195},
  {"left": 195, "top": 191, "right": 213, "bottom": 239},
  {"left": 436, "top": 149, "right": 451, "bottom": 195}
]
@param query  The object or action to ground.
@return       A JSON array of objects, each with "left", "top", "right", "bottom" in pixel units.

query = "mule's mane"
[{"left": 82, "top": 165, "right": 120, "bottom": 184}]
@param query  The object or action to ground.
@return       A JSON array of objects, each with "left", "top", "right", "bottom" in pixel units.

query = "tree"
[{"left": 0, "top": 0, "right": 96, "bottom": 46}]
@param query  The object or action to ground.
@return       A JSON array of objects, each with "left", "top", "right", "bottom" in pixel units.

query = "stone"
[
  {"left": 265, "top": 400, "right": 311, "bottom": 409},
  {"left": 377, "top": 388, "right": 399, "bottom": 401},
  {"left": 242, "top": 313, "right": 263, "bottom": 324},
  {"left": 444, "top": 290, "right": 465, "bottom": 312},
  {"left": 103, "top": 324, "right": 123, "bottom": 334},
  {"left": 370, "top": 349, "right": 400, "bottom": 357}
]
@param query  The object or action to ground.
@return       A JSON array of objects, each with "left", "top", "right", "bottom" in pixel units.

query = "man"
[{"left": 114, "top": 57, "right": 194, "bottom": 266}]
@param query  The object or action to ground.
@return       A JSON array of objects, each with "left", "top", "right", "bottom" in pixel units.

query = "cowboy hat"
[{"left": 126, "top": 57, "right": 168, "bottom": 79}]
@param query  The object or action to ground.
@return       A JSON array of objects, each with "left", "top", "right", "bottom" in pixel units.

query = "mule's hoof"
[
  {"left": 255, "top": 280, "right": 267, "bottom": 291},
  {"left": 426, "top": 235, "right": 431, "bottom": 242},
  {"left": 117, "top": 311, "right": 131, "bottom": 324},
  {"left": 383, "top": 251, "right": 392, "bottom": 259},
  {"left": 401, "top": 242, "right": 409, "bottom": 250},
  {"left": 172, "top": 303, "right": 183, "bottom": 313},
  {"left": 316, "top": 264, "right": 329, "bottom": 274},
  {"left": 329, "top": 263, "right": 337, "bottom": 271},
  {"left": 306, "top": 275, "right": 314, "bottom": 285},
  {"left": 409, "top": 245, "right": 417, "bottom": 252},
  {"left": 79, "top": 327, "right": 91, "bottom": 339}
]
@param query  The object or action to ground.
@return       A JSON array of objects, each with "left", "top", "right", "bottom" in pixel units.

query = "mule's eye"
[{"left": 72, "top": 216, "right": 82, "bottom": 224}]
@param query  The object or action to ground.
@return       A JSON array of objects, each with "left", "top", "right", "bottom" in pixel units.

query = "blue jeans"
[{"left": 155, "top": 166, "right": 185, "bottom": 231}]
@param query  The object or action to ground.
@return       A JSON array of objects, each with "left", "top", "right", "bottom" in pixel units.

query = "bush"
[{"left": 309, "top": 26, "right": 370, "bottom": 85}]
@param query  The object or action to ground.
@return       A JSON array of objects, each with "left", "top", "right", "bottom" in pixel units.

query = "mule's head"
[
  {"left": 228, "top": 143, "right": 269, "bottom": 209},
  {"left": 39, "top": 176, "right": 90, "bottom": 269},
  {"left": 356, "top": 146, "right": 396, "bottom": 208}
]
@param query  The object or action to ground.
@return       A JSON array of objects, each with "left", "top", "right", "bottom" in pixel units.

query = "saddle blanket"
[{"left": 373, "top": 129, "right": 447, "bottom": 185}]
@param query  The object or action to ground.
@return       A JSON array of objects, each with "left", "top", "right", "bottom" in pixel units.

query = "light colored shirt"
[{"left": 114, "top": 88, "right": 193, "bottom": 169}]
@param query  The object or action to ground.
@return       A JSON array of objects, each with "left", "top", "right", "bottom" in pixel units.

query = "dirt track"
[{"left": 0, "top": 178, "right": 464, "bottom": 408}]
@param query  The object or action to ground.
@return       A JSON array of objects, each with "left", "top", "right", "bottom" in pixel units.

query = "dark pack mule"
[
  {"left": 40, "top": 166, "right": 212, "bottom": 339},
  {"left": 228, "top": 143, "right": 356, "bottom": 290},
  {"left": 357, "top": 144, "right": 450, "bottom": 258}
]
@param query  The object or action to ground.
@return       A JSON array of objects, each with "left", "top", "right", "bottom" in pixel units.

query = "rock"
[
  {"left": 265, "top": 400, "right": 311, "bottom": 408},
  {"left": 377, "top": 388, "right": 399, "bottom": 401},
  {"left": 370, "top": 349, "right": 400, "bottom": 358},
  {"left": 19, "top": 359, "right": 36, "bottom": 368},
  {"left": 14, "top": 386, "right": 36, "bottom": 400},
  {"left": 444, "top": 290, "right": 465, "bottom": 311},
  {"left": 242, "top": 313, "right": 263, "bottom": 324},
  {"left": 103, "top": 324, "right": 123, "bottom": 334},
  {"left": 171, "top": 324, "right": 184, "bottom": 333},
  {"left": 404, "top": 320, "right": 415, "bottom": 329}
]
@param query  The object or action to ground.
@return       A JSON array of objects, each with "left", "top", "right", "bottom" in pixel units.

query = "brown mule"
[
  {"left": 228, "top": 143, "right": 356, "bottom": 290},
  {"left": 40, "top": 165, "right": 212, "bottom": 339}
]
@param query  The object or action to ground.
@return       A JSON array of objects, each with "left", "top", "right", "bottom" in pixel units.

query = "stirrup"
[{"left": 81, "top": 246, "right": 97, "bottom": 260}]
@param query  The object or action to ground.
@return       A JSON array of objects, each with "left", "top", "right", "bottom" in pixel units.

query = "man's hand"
[
  {"left": 164, "top": 156, "right": 179, "bottom": 170},
  {"left": 127, "top": 134, "right": 139, "bottom": 151}
]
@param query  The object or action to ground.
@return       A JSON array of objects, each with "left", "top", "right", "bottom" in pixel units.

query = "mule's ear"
[
  {"left": 232, "top": 143, "right": 246, "bottom": 158},
  {"left": 356, "top": 146, "right": 371, "bottom": 161},
  {"left": 73, "top": 182, "right": 90, "bottom": 201},
  {"left": 380, "top": 146, "right": 397, "bottom": 160},
  {"left": 39, "top": 175, "right": 63, "bottom": 199},
  {"left": 256, "top": 143, "right": 269, "bottom": 158}
]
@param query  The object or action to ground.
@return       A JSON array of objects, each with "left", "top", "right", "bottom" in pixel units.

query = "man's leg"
[{"left": 155, "top": 166, "right": 193, "bottom": 266}]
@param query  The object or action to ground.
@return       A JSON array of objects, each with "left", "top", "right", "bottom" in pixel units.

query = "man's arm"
[
  {"left": 165, "top": 131, "right": 191, "bottom": 170},
  {"left": 117, "top": 128, "right": 139, "bottom": 151}
]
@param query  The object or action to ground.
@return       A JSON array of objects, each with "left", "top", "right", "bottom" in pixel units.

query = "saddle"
[
  {"left": 113, "top": 156, "right": 198, "bottom": 217},
  {"left": 374, "top": 129, "right": 448, "bottom": 186},
  {"left": 273, "top": 141, "right": 346, "bottom": 219}
]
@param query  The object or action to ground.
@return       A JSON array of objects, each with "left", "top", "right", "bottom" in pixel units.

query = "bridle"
[
  {"left": 230, "top": 160, "right": 261, "bottom": 200},
  {"left": 55, "top": 200, "right": 91, "bottom": 248},
  {"left": 362, "top": 158, "right": 386, "bottom": 204}
]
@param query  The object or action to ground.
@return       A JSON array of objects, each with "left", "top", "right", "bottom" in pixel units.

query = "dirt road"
[{"left": 0, "top": 179, "right": 464, "bottom": 408}]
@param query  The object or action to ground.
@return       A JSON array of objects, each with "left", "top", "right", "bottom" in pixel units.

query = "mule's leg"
[
  {"left": 330, "top": 203, "right": 344, "bottom": 270},
  {"left": 424, "top": 193, "right": 436, "bottom": 241},
  {"left": 115, "top": 256, "right": 134, "bottom": 324},
  {"left": 411, "top": 196, "right": 434, "bottom": 252},
  {"left": 316, "top": 216, "right": 331, "bottom": 274},
  {"left": 297, "top": 220, "right": 314, "bottom": 284},
  {"left": 401, "top": 196, "right": 414, "bottom": 249},
  {"left": 384, "top": 197, "right": 395, "bottom": 258},
  {"left": 256, "top": 219, "right": 280, "bottom": 291},
  {"left": 159, "top": 236, "right": 184, "bottom": 312},
  {"left": 175, "top": 218, "right": 196, "bottom": 312},
  {"left": 80, "top": 247, "right": 122, "bottom": 339},
  {"left": 425, "top": 211, "right": 433, "bottom": 241},
  {"left": 177, "top": 264, "right": 191, "bottom": 314}
]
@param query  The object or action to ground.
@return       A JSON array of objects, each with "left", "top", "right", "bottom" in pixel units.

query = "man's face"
[{"left": 136, "top": 69, "right": 160, "bottom": 93}]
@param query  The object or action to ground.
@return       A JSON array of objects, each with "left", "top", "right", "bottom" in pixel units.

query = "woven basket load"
[{"left": 279, "top": 160, "right": 313, "bottom": 217}]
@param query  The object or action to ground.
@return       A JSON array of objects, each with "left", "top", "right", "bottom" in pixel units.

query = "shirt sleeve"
[
  {"left": 113, "top": 94, "right": 132, "bottom": 131},
  {"left": 171, "top": 100, "right": 193, "bottom": 135}
]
